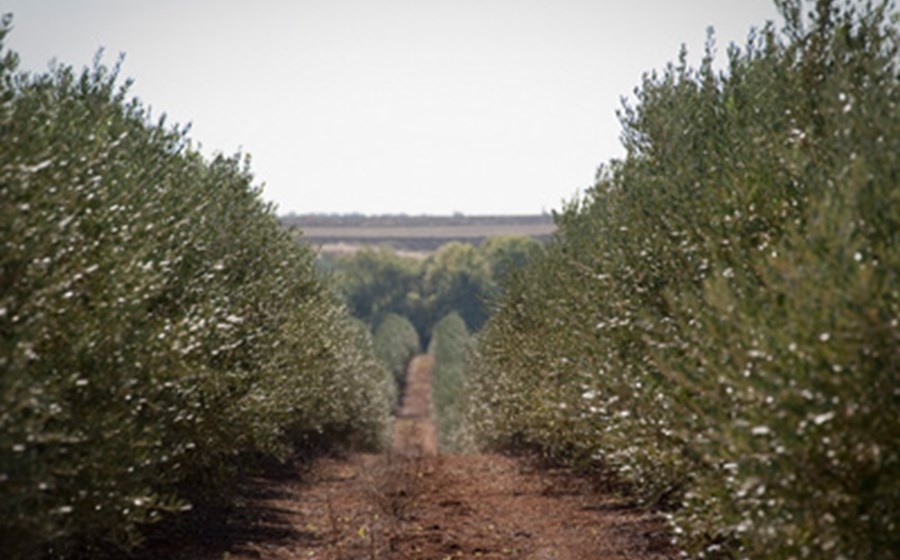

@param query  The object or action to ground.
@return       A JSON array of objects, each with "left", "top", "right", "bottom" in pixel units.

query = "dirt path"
[
  {"left": 146, "top": 356, "right": 671, "bottom": 559},
  {"left": 392, "top": 354, "right": 439, "bottom": 457}
]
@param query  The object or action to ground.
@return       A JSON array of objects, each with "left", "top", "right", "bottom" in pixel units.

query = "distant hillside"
[{"left": 281, "top": 213, "right": 556, "bottom": 254}]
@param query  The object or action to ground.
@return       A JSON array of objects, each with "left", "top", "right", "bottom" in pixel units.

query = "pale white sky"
[{"left": 3, "top": 0, "right": 780, "bottom": 215}]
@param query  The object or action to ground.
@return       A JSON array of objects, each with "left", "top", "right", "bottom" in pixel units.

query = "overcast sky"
[{"left": 3, "top": 0, "right": 781, "bottom": 215}]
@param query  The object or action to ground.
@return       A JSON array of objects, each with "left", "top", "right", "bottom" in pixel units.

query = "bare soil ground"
[
  {"left": 142, "top": 356, "right": 672, "bottom": 559},
  {"left": 392, "top": 355, "right": 439, "bottom": 458}
]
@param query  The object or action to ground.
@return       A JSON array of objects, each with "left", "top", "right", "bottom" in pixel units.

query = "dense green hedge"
[
  {"left": 469, "top": 2, "right": 898, "bottom": 558},
  {"left": 0, "top": 22, "right": 391, "bottom": 558},
  {"left": 428, "top": 312, "right": 472, "bottom": 452},
  {"left": 373, "top": 312, "right": 420, "bottom": 395},
  {"left": 329, "top": 236, "right": 541, "bottom": 341}
]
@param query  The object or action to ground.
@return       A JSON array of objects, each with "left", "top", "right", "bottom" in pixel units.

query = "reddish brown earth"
[
  {"left": 392, "top": 355, "right": 439, "bottom": 458},
  {"left": 143, "top": 355, "right": 672, "bottom": 559}
]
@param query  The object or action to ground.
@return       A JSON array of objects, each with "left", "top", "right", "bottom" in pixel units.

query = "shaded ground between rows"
[{"left": 142, "top": 355, "right": 672, "bottom": 559}]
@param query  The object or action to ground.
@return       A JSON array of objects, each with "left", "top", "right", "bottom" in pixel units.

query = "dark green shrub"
[
  {"left": 428, "top": 312, "right": 473, "bottom": 452},
  {"left": 469, "top": 1, "right": 898, "bottom": 557},
  {"left": 0, "top": 21, "right": 390, "bottom": 557},
  {"left": 333, "top": 246, "right": 423, "bottom": 331},
  {"left": 420, "top": 243, "right": 491, "bottom": 334},
  {"left": 373, "top": 313, "right": 421, "bottom": 394}
]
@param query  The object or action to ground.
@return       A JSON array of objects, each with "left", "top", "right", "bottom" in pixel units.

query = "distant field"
[
  {"left": 281, "top": 214, "right": 556, "bottom": 254},
  {"left": 281, "top": 214, "right": 555, "bottom": 228}
]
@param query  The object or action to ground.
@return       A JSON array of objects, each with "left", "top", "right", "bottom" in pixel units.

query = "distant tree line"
[{"left": 323, "top": 236, "right": 541, "bottom": 343}]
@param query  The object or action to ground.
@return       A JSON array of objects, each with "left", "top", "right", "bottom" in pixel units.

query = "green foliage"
[
  {"left": 428, "top": 312, "right": 473, "bottom": 452},
  {"left": 479, "top": 235, "right": 543, "bottom": 291},
  {"left": 469, "top": 2, "right": 899, "bottom": 558},
  {"left": 330, "top": 236, "right": 540, "bottom": 340},
  {"left": 373, "top": 313, "right": 421, "bottom": 394},
  {"left": 0, "top": 24, "right": 391, "bottom": 558},
  {"left": 334, "top": 246, "right": 422, "bottom": 329},
  {"left": 421, "top": 242, "right": 491, "bottom": 332}
]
